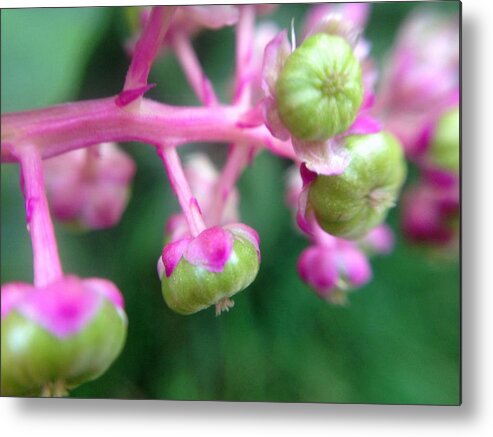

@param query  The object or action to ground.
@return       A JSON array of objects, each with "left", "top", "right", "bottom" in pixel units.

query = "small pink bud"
[
  {"left": 401, "top": 182, "right": 459, "bottom": 246},
  {"left": 44, "top": 143, "right": 136, "bottom": 230}
]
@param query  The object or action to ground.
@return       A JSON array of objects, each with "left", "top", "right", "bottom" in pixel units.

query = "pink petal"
[
  {"left": 162, "top": 237, "right": 192, "bottom": 277},
  {"left": 1, "top": 282, "right": 33, "bottom": 319},
  {"left": 263, "top": 96, "right": 291, "bottom": 141},
  {"left": 225, "top": 223, "right": 260, "bottom": 258},
  {"left": 337, "top": 246, "right": 372, "bottom": 287},
  {"left": 16, "top": 276, "right": 103, "bottom": 339},
  {"left": 347, "top": 113, "right": 381, "bottom": 135},
  {"left": 83, "top": 278, "right": 125, "bottom": 310},
  {"left": 184, "top": 226, "right": 233, "bottom": 273},
  {"left": 262, "top": 30, "right": 291, "bottom": 97},
  {"left": 298, "top": 246, "right": 339, "bottom": 297}
]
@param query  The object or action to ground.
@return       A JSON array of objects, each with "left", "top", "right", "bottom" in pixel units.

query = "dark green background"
[{"left": 1, "top": 3, "right": 460, "bottom": 404}]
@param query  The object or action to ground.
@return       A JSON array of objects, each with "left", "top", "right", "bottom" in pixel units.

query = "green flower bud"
[
  {"left": 276, "top": 33, "right": 364, "bottom": 141},
  {"left": 307, "top": 132, "right": 407, "bottom": 239},
  {"left": 161, "top": 226, "right": 260, "bottom": 316},
  {"left": 1, "top": 298, "right": 127, "bottom": 397},
  {"left": 428, "top": 107, "right": 459, "bottom": 173}
]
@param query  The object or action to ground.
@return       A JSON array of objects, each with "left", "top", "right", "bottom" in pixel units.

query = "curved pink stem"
[
  {"left": 173, "top": 32, "right": 218, "bottom": 106},
  {"left": 209, "top": 5, "right": 257, "bottom": 225},
  {"left": 123, "top": 6, "right": 176, "bottom": 93},
  {"left": 157, "top": 145, "right": 206, "bottom": 237},
  {"left": 18, "top": 146, "right": 63, "bottom": 287}
]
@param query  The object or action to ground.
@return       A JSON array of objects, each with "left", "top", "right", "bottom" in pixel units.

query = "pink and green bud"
[
  {"left": 298, "top": 242, "right": 372, "bottom": 305},
  {"left": 160, "top": 224, "right": 260, "bottom": 315},
  {"left": 44, "top": 143, "right": 136, "bottom": 230},
  {"left": 306, "top": 132, "right": 407, "bottom": 239},
  {"left": 1, "top": 276, "right": 127, "bottom": 397}
]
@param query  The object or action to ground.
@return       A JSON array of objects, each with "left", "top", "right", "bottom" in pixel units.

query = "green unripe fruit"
[
  {"left": 162, "top": 238, "right": 260, "bottom": 316},
  {"left": 307, "top": 132, "right": 407, "bottom": 239},
  {"left": 428, "top": 107, "right": 459, "bottom": 173},
  {"left": 276, "top": 33, "right": 364, "bottom": 141},
  {"left": 1, "top": 300, "right": 127, "bottom": 397}
]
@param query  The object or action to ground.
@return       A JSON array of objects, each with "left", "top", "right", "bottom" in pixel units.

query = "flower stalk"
[{"left": 18, "top": 146, "right": 63, "bottom": 287}]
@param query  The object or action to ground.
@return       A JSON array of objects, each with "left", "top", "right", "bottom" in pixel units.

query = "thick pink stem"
[
  {"left": 1, "top": 98, "right": 296, "bottom": 162},
  {"left": 157, "top": 145, "right": 206, "bottom": 237},
  {"left": 18, "top": 146, "right": 63, "bottom": 287},
  {"left": 173, "top": 32, "right": 218, "bottom": 106},
  {"left": 123, "top": 6, "right": 176, "bottom": 92}
]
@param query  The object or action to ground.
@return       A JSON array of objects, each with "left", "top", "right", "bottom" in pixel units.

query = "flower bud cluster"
[
  {"left": 285, "top": 163, "right": 395, "bottom": 304},
  {"left": 374, "top": 11, "right": 459, "bottom": 251},
  {"left": 44, "top": 143, "right": 135, "bottom": 230},
  {"left": 262, "top": 3, "right": 381, "bottom": 176}
]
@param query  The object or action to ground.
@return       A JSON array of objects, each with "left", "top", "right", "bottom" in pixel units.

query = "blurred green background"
[{"left": 1, "top": 3, "right": 460, "bottom": 404}]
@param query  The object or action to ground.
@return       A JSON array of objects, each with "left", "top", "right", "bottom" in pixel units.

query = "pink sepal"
[
  {"left": 1, "top": 275, "right": 125, "bottom": 338},
  {"left": 183, "top": 226, "right": 234, "bottom": 273},
  {"left": 337, "top": 245, "right": 372, "bottom": 287},
  {"left": 162, "top": 237, "right": 192, "bottom": 277},
  {"left": 225, "top": 223, "right": 260, "bottom": 258},
  {"left": 347, "top": 113, "right": 382, "bottom": 135}
]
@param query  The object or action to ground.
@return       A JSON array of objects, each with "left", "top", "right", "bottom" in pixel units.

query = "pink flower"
[
  {"left": 376, "top": 11, "right": 459, "bottom": 157},
  {"left": 44, "top": 142, "right": 136, "bottom": 230},
  {"left": 160, "top": 224, "right": 259, "bottom": 278},
  {"left": 298, "top": 241, "right": 372, "bottom": 303}
]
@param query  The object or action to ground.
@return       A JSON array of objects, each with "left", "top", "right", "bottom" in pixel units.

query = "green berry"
[
  {"left": 161, "top": 237, "right": 259, "bottom": 316},
  {"left": 276, "top": 33, "right": 363, "bottom": 141},
  {"left": 307, "top": 132, "right": 407, "bottom": 239},
  {"left": 1, "top": 300, "right": 127, "bottom": 397},
  {"left": 428, "top": 107, "right": 459, "bottom": 173}
]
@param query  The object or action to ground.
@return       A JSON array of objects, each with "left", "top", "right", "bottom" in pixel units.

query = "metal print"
[{"left": 1, "top": 2, "right": 460, "bottom": 404}]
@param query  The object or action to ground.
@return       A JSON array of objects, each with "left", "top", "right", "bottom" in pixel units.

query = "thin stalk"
[
  {"left": 123, "top": 6, "right": 176, "bottom": 92},
  {"left": 19, "top": 146, "right": 63, "bottom": 287},
  {"left": 173, "top": 32, "right": 218, "bottom": 106},
  {"left": 157, "top": 145, "right": 206, "bottom": 237}
]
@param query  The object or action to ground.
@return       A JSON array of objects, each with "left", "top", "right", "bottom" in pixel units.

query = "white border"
[{"left": 2, "top": 0, "right": 492, "bottom": 436}]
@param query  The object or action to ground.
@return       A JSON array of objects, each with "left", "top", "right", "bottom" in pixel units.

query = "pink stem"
[
  {"left": 157, "top": 145, "right": 206, "bottom": 237},
  {"left": 209, "top": 5, "right": 257, "bottom": 225},
  {"left": 18, "top": 146, "right": 63, "bottom": 287},
  {"left": 233, "top": 5, "right": 255, "bottom": 107},
  {"left": 208, "top": 144, "right": 250, "bottom": 225},
  {"left": 123, "top": 6, "right": 176, "bottom": 92},
  {"left": 173, "top": 32, "right": 218, "bottom": 106},
  {"left": 1, "top": 98, "right": 296, "bottom": 162}
]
